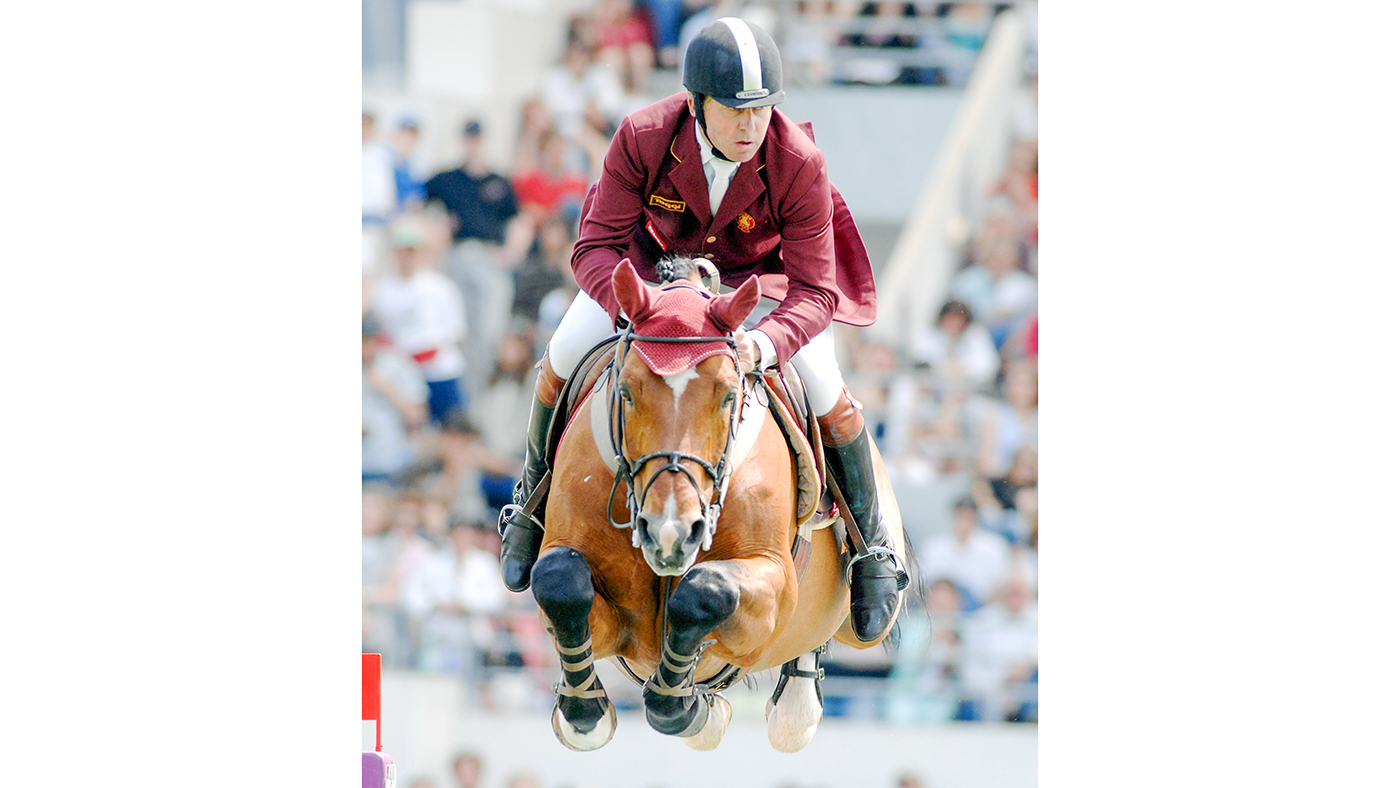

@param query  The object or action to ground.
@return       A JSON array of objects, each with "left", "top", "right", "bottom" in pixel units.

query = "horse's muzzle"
[{"left": 636, "top": 514, "right": 708, "bottom": 576}]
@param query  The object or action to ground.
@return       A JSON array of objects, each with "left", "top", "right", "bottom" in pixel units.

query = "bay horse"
[{"left": 529, "top": 258, "right": 907, "bottom": 752}]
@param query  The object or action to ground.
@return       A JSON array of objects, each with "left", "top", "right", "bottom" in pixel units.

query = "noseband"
[{"left": 605, "top": 322, "right": 746, "bottom": 552}]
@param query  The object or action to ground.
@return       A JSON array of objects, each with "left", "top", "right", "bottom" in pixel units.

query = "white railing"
[{"left": 869, "top": 8, "right": 1030, "bottom": 346}]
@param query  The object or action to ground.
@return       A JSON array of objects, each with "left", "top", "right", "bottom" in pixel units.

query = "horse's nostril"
[
  {"left": 690, "top": 519, "right": 707, "bottom": 539},
  {"left": 636, "top": 516, "right": 650, "bottom": 534}
]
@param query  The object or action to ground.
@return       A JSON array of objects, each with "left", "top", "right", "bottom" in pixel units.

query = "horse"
[{"left": 528, "top": 258, "right": 908, "bottom": 752}]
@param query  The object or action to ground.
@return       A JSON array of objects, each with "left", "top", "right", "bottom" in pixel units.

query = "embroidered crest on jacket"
[{"left": 736, "top": 212, "right": 756, "bottom": 233}]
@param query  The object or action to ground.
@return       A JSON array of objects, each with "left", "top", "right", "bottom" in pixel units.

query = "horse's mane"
[{"left": 654, "top": 255, "right": 702, "bottom": 285}]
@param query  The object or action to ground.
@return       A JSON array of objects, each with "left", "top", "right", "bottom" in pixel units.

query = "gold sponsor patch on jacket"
[
  {"left": 737, "top": 212, "right": 756, "bottom": 233},
  {"left": 649, "top": 194, "right": 686, "bottom": 213}
]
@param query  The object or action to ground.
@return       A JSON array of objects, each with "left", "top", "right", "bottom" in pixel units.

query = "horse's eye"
[
  {"left": 620, "top": 385, "right": 634, "bottom": 405},
  {"left": 721, "top": 390, "right": 737, "bottom": 409}
]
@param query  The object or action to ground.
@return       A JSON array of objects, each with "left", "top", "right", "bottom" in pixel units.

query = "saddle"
[{"left": 541, "top": 337, "right": 835, "bottom": 579}]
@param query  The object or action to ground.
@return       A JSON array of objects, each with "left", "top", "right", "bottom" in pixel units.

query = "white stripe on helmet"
[{"left": 718, "top": 17, "right": 768, "bottom": 99}]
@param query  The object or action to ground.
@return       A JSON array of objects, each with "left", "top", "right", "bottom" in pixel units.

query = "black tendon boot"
[
  {"left": 498, "top": 358, "right": 565, "bottom": 592},
  {"left": 819, "top": 391, "right": 908, "bottom": 642}
]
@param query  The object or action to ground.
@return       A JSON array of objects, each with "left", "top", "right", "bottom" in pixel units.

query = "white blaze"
[
  {"left": 655, "top": 494, "right": 682, "bottom": 554},
  {"left": 662, "top": 367, "right": 700, "bottom": 412}
]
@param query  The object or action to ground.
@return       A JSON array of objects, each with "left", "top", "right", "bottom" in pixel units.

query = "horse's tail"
[{"left": 879, "top": 528, "right": 921, "bottom": 653}]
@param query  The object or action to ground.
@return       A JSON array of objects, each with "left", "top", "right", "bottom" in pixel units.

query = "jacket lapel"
[
  {"left": 663, "top": 115, "right": 713, "bottom": 226},
  {"left": 712, "top": 144, "right": 767, "bottom": 233}
]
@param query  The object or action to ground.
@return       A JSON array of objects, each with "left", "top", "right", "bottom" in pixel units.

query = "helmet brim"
[{"left": 708, "top": 89, "right": 786, "bottom": 110}]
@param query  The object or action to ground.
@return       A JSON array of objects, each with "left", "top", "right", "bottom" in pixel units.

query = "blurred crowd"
[{"left": 362, "top": 0, "right": 1036, "bottom": 727}]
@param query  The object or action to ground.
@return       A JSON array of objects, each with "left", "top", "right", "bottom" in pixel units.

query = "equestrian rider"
[{"left": 499, "top": 17, "right": 903, "bottom": 642}]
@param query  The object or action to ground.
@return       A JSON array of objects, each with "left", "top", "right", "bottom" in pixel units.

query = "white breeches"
[{"left": 547, "top": 290, "right": 847, "bottom": 417}]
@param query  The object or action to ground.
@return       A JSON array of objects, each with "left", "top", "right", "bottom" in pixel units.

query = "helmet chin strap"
[{"left": 693, "top": 93, "right": 734, "bottom": 162}]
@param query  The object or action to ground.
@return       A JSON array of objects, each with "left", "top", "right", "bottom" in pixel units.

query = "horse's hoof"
[
  {"left": 682, "top": 694, "right": 731, "bottom": 751},
  {"left": 766, "top": 678, "right": 823, "bottom": 752},
  {"left": 551, "top": 697, "right": 616, "bottom": 752},
  {"left": 644, "top": 686, "right": 710, "bottom": 737}
]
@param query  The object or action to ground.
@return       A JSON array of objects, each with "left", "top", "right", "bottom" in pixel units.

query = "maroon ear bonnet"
[{"left": 611, "top": 260, "right": 761, "bottom": 376}]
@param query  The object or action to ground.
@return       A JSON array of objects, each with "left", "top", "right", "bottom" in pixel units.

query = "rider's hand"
[{"left": 733, "top": 327, "right": 760, "bottom": 376}]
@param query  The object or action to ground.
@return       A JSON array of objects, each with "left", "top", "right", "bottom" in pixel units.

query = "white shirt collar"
[{"left": 695, "top": 120, "right": 739, "bottom": 180}]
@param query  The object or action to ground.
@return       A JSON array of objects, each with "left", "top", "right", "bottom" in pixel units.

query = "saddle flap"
[
  {"left": 545, "top": 336, "right": 622, "bottom": 470},
  {"left": 759, "top": 372, "right": 821, "bottom": 531}
]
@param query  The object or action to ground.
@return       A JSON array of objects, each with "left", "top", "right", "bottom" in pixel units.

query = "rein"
[{"left": 605, "top": 325, "right": 747, "bottom": 552}]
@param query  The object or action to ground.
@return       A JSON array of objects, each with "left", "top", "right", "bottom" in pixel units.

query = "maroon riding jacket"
[{"left": 571, "top": 92, "right": 878, "bottom": 368}]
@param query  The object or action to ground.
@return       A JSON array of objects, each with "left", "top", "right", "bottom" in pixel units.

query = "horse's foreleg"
[
  {"left": 766, "top": 644, "right": 827, "bottom": 752},
  {"left": 643, "top": 563, "right": 741, "bottom": 737},
  {"left": 532, "top": 547, "right": 616, "bottom": 751}
]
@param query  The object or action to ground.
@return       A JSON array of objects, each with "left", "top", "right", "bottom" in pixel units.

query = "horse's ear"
[
  {"left": 612, "top": 258, "right": 656, "bottom": 323},
  {"left": 707, "top": 274, "right": 761, "bottom": 333}
]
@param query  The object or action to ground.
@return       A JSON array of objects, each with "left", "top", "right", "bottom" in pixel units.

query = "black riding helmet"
[
  {"left": 684, "top": 18, "right": 785, "bottom": 160},
  {"left": 683, "top": 17, "right": 785, "bottom": 109}
]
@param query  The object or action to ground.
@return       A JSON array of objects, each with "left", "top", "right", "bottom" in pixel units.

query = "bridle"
[{"left": 604, "top": 301, "right": 746, "bottom": 553}]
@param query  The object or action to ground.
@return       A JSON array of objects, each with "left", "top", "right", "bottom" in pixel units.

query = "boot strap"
[{"left": 554, "top": 636, "right": 608, "bottom": 699}]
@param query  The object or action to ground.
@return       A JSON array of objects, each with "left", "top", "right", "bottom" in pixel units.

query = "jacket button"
[
  {"left": 706, "top": 236, "right": 717, "bottom": 243},
  {"left": 704, "top": 253, "right": 714, "bottom": 258}
]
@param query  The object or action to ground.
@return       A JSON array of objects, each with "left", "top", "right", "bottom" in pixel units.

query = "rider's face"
[{"left": 689, "top": 97, "right": 771, "bottom": 163}]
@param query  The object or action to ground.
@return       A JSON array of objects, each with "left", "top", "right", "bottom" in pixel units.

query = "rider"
[{"left": 498, "top": 17, "right": 903, "bottom": 642}]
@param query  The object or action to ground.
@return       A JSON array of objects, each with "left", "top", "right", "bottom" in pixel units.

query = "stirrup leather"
[{"left": 498, "top": 470, "right": 552, "bottom": 536}]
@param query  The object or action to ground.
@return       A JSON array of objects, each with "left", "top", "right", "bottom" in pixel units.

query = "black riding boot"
[
  {"left": 498, "top": 358, "right": 565, "bottom": 592},
  {"left": 819, "top": 390, "right": 907, "bottom": 642}
]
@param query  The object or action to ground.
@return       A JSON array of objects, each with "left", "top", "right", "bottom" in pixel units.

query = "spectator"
[
  {"left": 844, "top": 336, "right": 903, "bottom": 450},
  {"left": 362, "top": 483, "right": 398, "bottom": 656},
  {"left": 832, "top": 1, "right": 922, "bottom": 86},
  {"left": 949, "top": 234, "right": 1036, "bottom": 350},
  {"left": 884, "top": 577, "right": 965, "bottom": 723},
  {"left": 424, "top": 120, "right": 533, "bottom": 381},
  {"left": 541, "top": 40, "right": 625, "bottom": 141},
  {"left": 511, "top": 96, "right": 558, "bottom": 176},
  {"left": 362, "top": 315, "right": 428, "bottom": 482},
  {"left": 362, "top": 110, "right": 397, "bottom": 227},
  {"left": 976, "top": 359, "right": 1037, "bottom": 478},
  {"left": 403, "top": 521, "right": 507, "bottom": 684},
  {"left": 910, "top": 299, "right": 1000, "bottom": 393},
  {"left": 512, "top": 214, "right": 574, "bottom": 325},
  {"left": 365, "top": 487, "right": 438, "bottom": 667},
  {"left": 450, "top": 751, "right": 483, "bottom": 788},
  {"left": 917, "top": 496, "right": 1010, "bottom": 609},
  {"left": 363, "top": 111, "right": 398, "bottom": 276},
  {"left": 392, "top": 116, "right": 428, "bottom": 210},
  {"left": 960, "top": 569, "right": 1038, "bottom": 721},
  {"left": 371, "top": 215, "right": 471, "bottom": 425},
  {"left": 989, "top": 139, "right": 1038, "bottom": 256},
  {"left": 471, "top": 333, "right": 536, "bottom": 466},
  {"left": 783, "top": 0, "right": 838, "bottom": 86},
  {"left": 638, "top": 0, "right": 687, "bottom": 68},
  {"left": 972, "top": 444, "right": 1037, "bottom": 544},
  {"left": 932, "top": 2, "right": 994, "bottom": 87},
  {"left": 433, "top": 411, "right": 520, "bottom": 525},
  {"left": 511, "top": 129, "right": 589, "bottom": 229},
  {"left": 591, "top": 0, "right": 655, "bottom": 98}
]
